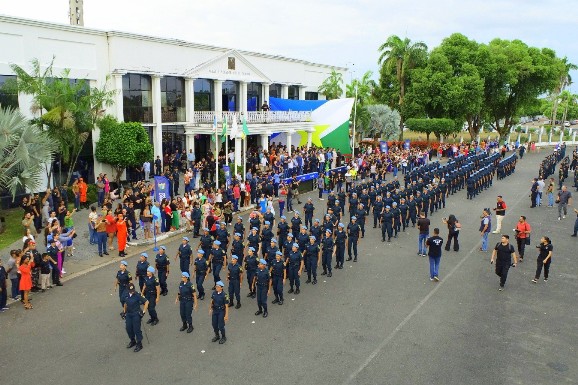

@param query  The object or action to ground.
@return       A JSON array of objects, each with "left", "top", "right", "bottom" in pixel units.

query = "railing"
[{"left": 192, "top": 111, "right": 312, "bottom": 124}]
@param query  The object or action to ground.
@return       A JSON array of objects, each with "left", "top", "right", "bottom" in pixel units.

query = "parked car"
[
  {"left": 564, "top": 121, "right": 570, "bottom": 127},
  {"left": 570, "top": 120, "right": 578, "bottom": 125}
]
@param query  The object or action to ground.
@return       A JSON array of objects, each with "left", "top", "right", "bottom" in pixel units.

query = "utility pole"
[{"left": 69, "top": 0, "right": 84, "bottom": 26}]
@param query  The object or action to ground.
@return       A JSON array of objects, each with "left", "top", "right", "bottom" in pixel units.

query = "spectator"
[
  {"left": 532, "top": 236, "right": 553, "bottom": 283},
  {"left": 492, "top": 196, "right": 507, "bottom": 233},
  {"left": 546, "top": 178, "right": 555, "bottom": 207},
  {"left": 479, "top": 209, "right": 491, "bottom": 252},
  {"left": 88, "top": 206, "right": 98, "bottom": 245},
  {"left": 442, "top": 214, "right": 460, "bottom": 252},
  {"left": 426, "top": 228, "right": 444, "bottom": 281},
  {"left": 514, "top": 215, "right": 531, "bottom": 262},
  {"left": 18, "top": 253, "right": 34, "bottom": 309},
  {"left": 556, "top": 185, "right": 573, "bottom": 220},
  {"left": 417, "top": 212, "right": 430, "bottom": 257},
  {"left": 6, "top": 250, "right": 21, "bottom": 301},
  {"left": 22, "top": 212, "right": 34, "bottom": 234},
  {"left": 0, "top": 257, "right": 7, "bottom": 312}
]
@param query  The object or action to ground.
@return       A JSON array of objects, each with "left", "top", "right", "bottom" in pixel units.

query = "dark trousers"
[
  {"left": 382, "top": 223, "right": 393, "bottom": 240},
  {"left": 322, "top": 252, "right": 332, "bottom": 273},
  {"left": 125, "top": 313, "right": 143, "bottom": 343},
  {"left": 119, "top": 286, "right": 127, "bottom": 306},
  {"left": 348, "top": 238, "right": 358, "bottom": 258},
  {"left": 445, "top": 232, "right": 459, "bottom": 251},
  {"left": 256, "top": 285, "right": 268, "bottom": 311},
  {"left": 246, "top": 270, "right": 256, "bottom": 293},
  {"left": 516, "top": 238, "right": 526, "bottom": 258},
  {"left": 0, "top": 284, "right": 6, "bottom": 309},
  {"left": 373, "top": 214, "right": 380, "bottom": 227},
  {"left": 305, "top": 215, "right": 313, "bottom": 229},
  {"left": 50, "top": 262, "right": 61, "bottom": 284},
  {"left": 335, "top": 244, "right": 345, "bottom": 266},
  {"left": 306, "top": 258, "right": 317, "bottom": 280},
  {"left": 145, "top": 292, "right": 157, "bottom": 320},
  {"left": 229, "top": 279, "right": 241, "bottom": 303},
  {"left": 272, "top": 275, "right": 284, "bottom": 300},
  {"left": 535, "top": 258, "right": 551, "bottom": 279},
  {"left": 179, "top": 258, "right": 190, "bottom": 274},
  {"left": 157, "top": 269, "right": 167, "bottom": 293},
  {"left": 212, "top": 263, "right": 223, "bottom": 284},
  {"left": 211, "top": 309, "right": 225, "bottom": 335},
  {"left": 288, "top": 266, "right": 300, "bottom": 289},
  {"left": 196, "top": 274, "right": 206, "bottom": 297},
  {"left": 10, "top": 277, "right": 19, "bottom": 299},
  {"left": 180, "top": 299, "right": 193, "bottom": 324},
  {"left": 495, "top": 263, "right": 511, "bottom": 287},
  {"left": 138, "top": 276, "right": 146, "bottom": 291}
]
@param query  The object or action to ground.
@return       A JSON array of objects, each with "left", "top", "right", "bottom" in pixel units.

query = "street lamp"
[{"left": 352, "top": 84, "right": 358, "bottom": 158}]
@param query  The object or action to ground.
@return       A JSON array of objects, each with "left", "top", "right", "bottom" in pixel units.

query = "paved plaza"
[{"left": 2, "top": 150, "right": 577, "bottom": 385}]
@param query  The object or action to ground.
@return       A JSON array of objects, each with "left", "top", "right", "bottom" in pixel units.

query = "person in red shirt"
[
  {"left": 18, "top": 253, "right": 35, "bottom": 309},
  {"left": 233, "top": 184, "right": 241, "bottom": 212},
  {"left": 514, "top": 216, "right": 531, "bottom": 261},
  {"left": 492, "top": 196, "right": 507, "bottom": 233}
]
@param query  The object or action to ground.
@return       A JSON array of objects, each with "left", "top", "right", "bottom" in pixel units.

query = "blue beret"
[
  {"left": 270, "top": 238, "right": 277, "bottom": 243},
  {"left": 292, "top": 243, "right": 299, "bottom": 248},
  {"left": 359, "top": 203, "right": 363, "bottom": 207},
  {"left": 182, "top": 237, "right": 190, "bottom": 242},
  {"left": 160, "top": 246, "right": 166, "bottom": 250},
  {"left": 325, "top": 213, "right": 331, "bottom": 217},
  {"left": 216, "top": 281, "right": 225, "bottom": 287},
  {"left": 276, "top": 251, "right": 283, "bottom": 256},
  {"left": 197, "top": 249, "right": 205, "bottom": 255},
  {"left": 338, "top": 223, "right": 345, "bottom": 228},
  {"left": 234, "top": 232, "right": 241, "bottom": 237},
  {"left": 301, "top": 225, "right": 307, "bottom": 229},
  {"left": 386, "top": 205, "right": 391, "bottom": 209},
  {"left": 237, "top": 217, "right": 243, "bottom": 221},
  {"left": 251, "top": 227, "right": 258, "bottom": 231},
  {"left": 120, "top": 260, "right": 128, "bottom": 266},
  {"left": 294, "top": 211, "right": 300, "bottom": 215},
  {"left": 182, "top": 272, "right": 190, "bottom": 278},
  {"left": 264, "top": 221, "right": 271, "bottom": 225},
  {"left": 231, "top": 255, "right": 238, "bottom": 260},
  {"left": 220, "top": 221, "right": 226, "bottom": 224},
  {"left": 392, "top": 202, "right": 398, "bottom": 206},
  {"left": 287, "top": 233, "right": 294, "bottom": 238},
  {"left": 248, "top": 247, "right": 256, "bottom": 251},
  {"left": 147, "top": 266, "right": 155, "bottom": 273},
  {"left": 280, "top": 215, "right": 286, "bottom": 219},
  {"left": 213, "top": 240, "right": 221, "bottom": 245},
  {"left": 140, "top": 252, "right": 148, "bottom": 258},
  {"left": 335, "top": 200, "right": 340, "bottom": 204},
  {"left": 314, "top": 218, "right": 320, "bottom": 222},
  {"left": 259, "top": 259, "right": 267, "bottom": 265},
  {"left": 309, "top": 236, "right": 316, "bottom": 240},
  {"left": 325, "top": 229, "right": 332, "bottom": 233},
  {"left": 351, "top": 216, "right": 357, "bottom": 220}
]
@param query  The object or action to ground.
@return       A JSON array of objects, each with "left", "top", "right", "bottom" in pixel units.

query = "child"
[
  {"left": 184, "top": 206, "right": 192, "bottom": 231},
  {"left": 39, "top": 253, "right": 56, "bottom": 292}
]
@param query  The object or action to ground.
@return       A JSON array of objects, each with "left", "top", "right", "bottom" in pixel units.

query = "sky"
[{"left": 2, "top": 0, "right": 578, "bottom": 86}]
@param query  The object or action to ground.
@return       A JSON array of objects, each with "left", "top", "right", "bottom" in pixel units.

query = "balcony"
[{"left": 192, "top": 111, "right": 312, "bottom": 125}]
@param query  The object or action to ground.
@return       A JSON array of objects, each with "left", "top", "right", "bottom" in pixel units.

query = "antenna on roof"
[{"left": 69, "top": 0, "right": 84, "bottom": 26}]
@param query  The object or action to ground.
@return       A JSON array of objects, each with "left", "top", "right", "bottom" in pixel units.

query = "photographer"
[
  {"left": 442, "top": 215, "right": 460, "bottom": 252},
  {"left": 532, "top": 236, "right": 553, "bottom": 283},
  {"left": 514, "top": 216, "right": 531, "bottom": 262}
]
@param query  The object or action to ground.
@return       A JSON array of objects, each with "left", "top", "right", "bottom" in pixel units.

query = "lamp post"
[{"left": 352, "top": 84, "right": 358, "bottom": 158}]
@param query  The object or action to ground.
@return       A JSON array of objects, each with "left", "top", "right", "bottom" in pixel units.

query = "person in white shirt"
[
  {"left": 143, "top": 161, "right": 151, "bottom": 180},
  {"left": 536, "top": 177, "right": 545, "bottom": 206}
]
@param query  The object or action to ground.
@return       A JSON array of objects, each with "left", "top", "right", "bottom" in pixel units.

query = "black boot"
[
  {"left": 211, "top": 333, "right": 220, "bottom": 342},
  {"left": 133, "top": 342, "right": 143, "bottom": 352},
  {"left": 321, "top": 270, "right": 327, "bottom": 276},
  {"left": 288, "top": 287, "right": 294, "bottom": 293},
  {"left": 295, "top": 288, "right": 300, "bottom": 294},
  {"left": 328, "top": 272, "right": 332, "bottom": 277},
  {"left": 187, "top": 323, "right": 194, "bottom": 333},
  {"left": 146, "top": 318, "right": 154, "bottom": 324},
  {"left": 126, "top": 340, "right": 136, "bottom": 349},
  {"left": 152, "top": 318, "right": 159, "bottom": 325},
  {"left": 353, "top": 257, "right": 357, "bottom": 262},
  {"left": 235, "top": 302, "right": 241, "bottom": 309},
  {"left": 228, "top": 300, "right": 234, "bottom": 307},
  {"left": 180, "top": 322, "right": 187, "bottom": 331},
  {"left": 219, "top": 332, "right": 227, "bottom": 344},
  {"left": 246, "top": 292, "right": 253, "bottom": 297}
]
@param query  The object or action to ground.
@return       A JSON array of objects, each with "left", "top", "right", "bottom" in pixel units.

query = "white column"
[
  {"left": 214, "top": 80, "right": 223, "bottom": 115},
  {"left": 234, "top": 135, "right": 242, "bottom": 177},
  {"left": 298, "top": 86, "right": 306, "bottom": 100},
  {"left": 559, "top": 131, "right": 564, "bottom": 143},
  {"left": 184, "top": 126, "right": 195, "bottom": 156},
  {"left": 262, "top": 83, "right": 270, "bottom": 104},
  {"left": 572, "top": 131, "right": 577, "bottom": 144},
  {"left": 286, "top": 130, "right": 293, "bottom": 155},
  {"left": 548, "top": 131, "right": 553, "bottom": 143},
  {"left": 239, "top": 81, "right": 247, "bottom": 113},
  {"left": 113, "top": 73, "right": 124, "bottom": 122},
  {"left": 185, "top": 77, "right": 195, "bottom": 123},
  {"left": 281, "top": 84, "right": 289, "bottom": 99},
  {"left": 151, "top": 75, "right": 163, "bottom": 164},
  {"left": 260, "top": 133, "right": 269, "bottom": 152}
]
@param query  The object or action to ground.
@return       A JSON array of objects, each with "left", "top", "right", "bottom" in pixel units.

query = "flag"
[
  {"left": 231, "top": 117, "right": 239, "bottom": 139},
  {"left": 154, "top": 176, "right": 171, "bottom": 202},
  {"left": 241, "top": 115, "right": 249, "bottom": 139},
  {"left": 211, "top": 115, "right": 217, "bottom": 142},
  {"left": 221, "top": 116, "right": 228, "bottom": 143}
]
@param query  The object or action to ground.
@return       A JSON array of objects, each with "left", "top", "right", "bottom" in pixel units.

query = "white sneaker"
[
  {"left": 563, "top": 215, "right": 566, "bottom": 219},
  {"left": 61, "top": 269, "right": 67, "bottom": 274},
  {"left": 558, "top": 217, "right": 561, "bottom": 220},
  {"left": 492, "top": 231, "right": 499, "bottom": 234}
]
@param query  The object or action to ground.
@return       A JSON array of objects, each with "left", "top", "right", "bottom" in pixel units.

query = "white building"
[{"left": 0, "top": 15, "right": 347, "bottom": 182}]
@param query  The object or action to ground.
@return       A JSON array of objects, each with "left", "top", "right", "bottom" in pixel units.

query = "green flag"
[
  {"left": 241, "top": 115, "right": 249, "bottom": 139},
  {"left": 221, "top": 116, "right": 228, "bottom": 143}
]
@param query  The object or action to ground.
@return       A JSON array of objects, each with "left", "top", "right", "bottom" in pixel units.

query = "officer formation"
[{"left": 114, "top": 149, "right": 518, "bottom": 352}]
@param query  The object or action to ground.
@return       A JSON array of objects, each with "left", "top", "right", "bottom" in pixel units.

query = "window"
[
  {"left": 247, "top": 82, "right": 262, "bottom": 111},
  {"left": 0, "top": 75, "right": 19, "bottom": 110},
  {"left": 161, "top": 125, "right": 185, "bottom": 155},
  {"left": 288, "top": 85, "right": 300, "bottom": 100},
  {"left": 123, "top": 74, "right": 153, "bottom": 123},
  {"left": 194, "top": 79, "right": 213, "bottom": 111},
  {"left": 222, "top": 80, "right": 237, "bottom": 111},
  {"left": 161, "top": 76, "right": 185, "bottom": 122},
  {"left": 269, "top": 84, "right": 282, "bottom": 99},
  {"left": 305, "top": 92, "right": 319, "bottom": 100}
]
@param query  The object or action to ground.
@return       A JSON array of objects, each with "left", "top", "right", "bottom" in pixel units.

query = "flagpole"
[
  {"left": 243, "top": 135, "right": 247, "bottom": 182},
  {"left": 225, "top": 114, "right": 229, "bottom": 169},
  {"left": 352, "top": 84, "right": 358, "bottom": 160},
  {"left": 215, "top": 115, "right": 219, "bottom": 189}
]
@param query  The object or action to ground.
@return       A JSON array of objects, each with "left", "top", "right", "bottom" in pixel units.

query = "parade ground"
[{"left": 2, "top": 149, "right": 577, "bottom": 385}]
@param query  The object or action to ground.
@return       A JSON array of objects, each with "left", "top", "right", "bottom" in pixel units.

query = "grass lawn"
[
  {"left": 401, "top": 131, "right": 535, "bottom": 143},
  {"left": 0, "top": 208, "right": 24, "bottom": 250}
]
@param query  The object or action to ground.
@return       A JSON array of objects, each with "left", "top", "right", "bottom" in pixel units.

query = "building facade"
[{"left": 0, "top": 15, "right": 347, "bottom": 182}]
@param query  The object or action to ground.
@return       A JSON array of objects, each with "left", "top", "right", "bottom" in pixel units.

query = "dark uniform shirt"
[
  {"left": 178, "top": 244, "right": 193, "bottom": 260},
  {"left": 228, "top": 263, "right": 243, "bottom": 280},
  {"left": 136, "top": 261, "right": 149, "bottom": 278},
  {"left": 117, "top": 270, "right": 132, "bottom": 287},
  {"left": 144, "top": 275, "right": 159, "bottom": 294},
  {"left": 123, "top": 292, "right": 147, "bottom": 313},
  {"left": 178, "top": 281, "right": 195, "bottom": 300},
  {"left": 255, "top": 268, "right": 270, "bottom": 286},
  {"left": 347, "top": 223, "right": 361, "bottom": 238},
  {"left": 194, "top": 257, "right": 209, "bottom": 274},
  {"left": 210, "top": 248, "right": 226, "bottom": 265},
  {"left": 271, "top": 259, "right": 285, "bottom": 276},
  {"left": 155, "top": 253, "right": 170, "bottom": 270}
]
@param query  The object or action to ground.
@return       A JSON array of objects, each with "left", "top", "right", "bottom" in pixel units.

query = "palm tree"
[
  {"left": 346, "top": 71, "right": 376, "bottom": 143},
  {"left": 365, "top": 104, "right": 401, "bottom": 141},
  {"left": 551, "top": 57, "right": 577, "bottom": 126},
  {"left": 318, "top": 69, "right": 344, "bottom": 100},
  {"left": 378, "top": 35, "right": 428, "bottom": 139},
  {"left": 0, "top": 107, "right": 57, "bottom": 198}
]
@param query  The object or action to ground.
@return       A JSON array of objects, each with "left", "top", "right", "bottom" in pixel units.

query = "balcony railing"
[{"left": 193, "top": 111, "right": 312, "bottom": 125}]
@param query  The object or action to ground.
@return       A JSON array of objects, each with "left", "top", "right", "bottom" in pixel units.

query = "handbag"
[{"left": 525, "top": 235, "right": 531, "bottom": 245}]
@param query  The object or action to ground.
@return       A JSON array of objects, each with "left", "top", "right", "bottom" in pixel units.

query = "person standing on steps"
[
  {"left": 514, "top": 216, "right": 531, "bottom": 262},
  {"left": 490, "top": 235, "right": 518, "bottom": 291},
  {"left": 176, "top": 272, "right": 198, "bottom": 334},
  {"left": 492, "top": 196, "right": 507, "bottom": 234},
  {"left": 532, "top": 236, "right": 553, "bottom": 283},
  {"left": 209, "top": 281, "right": 229, "bottom": 344}
]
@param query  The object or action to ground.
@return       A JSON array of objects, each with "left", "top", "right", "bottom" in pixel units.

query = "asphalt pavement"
[{"left": 1, "top": 149, "right": 577, "bottom": 385}]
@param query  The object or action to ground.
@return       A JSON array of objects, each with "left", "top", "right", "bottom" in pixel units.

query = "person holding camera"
[
  {"left": 532, "top": 236, "right": 553, "bottom": 283},
  {"left": 490, "top": 234, "right": 518, "bottom": 291},
  {"left": 442, "top": 215, "right": 460, "bottom": 252},
  {"left": 514, "top": 216, "right": 531, "bottom": 262}
]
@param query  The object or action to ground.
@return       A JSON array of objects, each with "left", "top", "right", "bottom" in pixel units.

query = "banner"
[
  {"left": 154, "top": 176, "right": 170, "bottom": 202},
  {"left": 404, "top": 139, "right": 411, "bottom": 150},
  {"left": 222, "top": 165, "right": 232, "bottom": 187},
  {"left": 380, "top": 141, "right": 388, "bottom": 154}
]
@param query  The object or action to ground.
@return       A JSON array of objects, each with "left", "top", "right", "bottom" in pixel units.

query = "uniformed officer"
[
  {"left": 270, "top": 251, "right": 286, "bottom": 305},
  {"left": 155, "top": 246, "right": 170, "bottom": 296},
  {"left": 208, "top": 240, "right": 227, "bottom": 288},
  {"left": 114, "top": 260, "right": 132, "bottom": 308},
  {"left": 373, "top": 195, "right": 384, "bottom": 228},
  {"left": 277, "top": 216, "right": 289, "bottom": 250},
  {"left": 381, "top": 205, "right": 394, "bottom": 242},
  {"left": 176, "top": 272, "right": 198, "bottom": 333},
  {"left": 310, "top": 219, "right": 323, "bottom": 244},
  {"left": 347, "top": 216, "right": 361, "bottom": 262},
  {"left": 199, "top": 228, "right": 214, "bottom": 256},
  {"left": 252, "top": 259, "right": 271, "bottom": 318},
  {"left": 231, "top": 233, "right": 244, "bottom": 264},
  {"left": 122, "top": 283, "right": 148, "bottom": 353},
  {"left": 249, "top": 211, "right": 261, "bottom": 233},
  {"left": 135, "top": 253, "right": 150, "bottom": 292},
  {"left": 247, "top": 227, "right": 261, "bottom": 255},
  {"left": 321, "top": 229, "right": 335, "bottom": 277},
  {"left": 408, "top": 195, "right": 418, "bottom": 227},
  {"left": 261, "top": 221, "right": 274, "bottom": 258},
  {"left": 391, "top": 202, "right": 402, "bottom": 238},
  {"left": 142, "top": 266, "right": 160, "bottom": 325},
  {"left": 398, "top": 198, "right": 409, "bottom": 232},
  {"left": 266, "top": 238, "right": 280, "bottom": 266},
  {"left": 193, "top": 249, "right": 209, "bottom": 300},
  {"left": 354, "top": 203, "right": 366, "bottom": 237},
  {"left": 175, "top": 237, "right": 193, "bottom": 274},
  {"left": 244, "top": 247, "right": 258, "bottom": 298},
  {"left": 216, "top": 221, "right": 230, "bottom": 251},
  {"left": 233, "top": 217, "right": 245, "bottom": 240},
  {"left": 290, "top": 211, "right": 302, "bottom": 236},
  {"left": 287, "top": 243, "right": 303, "bottom": 294},
  {"left": 227, "top": 255, "right": 243, "bottom": 309},
  {"left": 334, "top": 223, "right": 347, "bottom": 269},
  {"left": 263, "top": 207, "right": 275, "bottom": 229},
  {"left": 304, "top": 198, "right": 315, "bottom": 229},
  {"left": 283, "top": 233, "right": 294, "bottom": 259},
  {"left": 209, "top": 281, "right": 229, "bottom": 344},
  {"left": 305, "top": 236, "right": 320, "bottom": 284}
]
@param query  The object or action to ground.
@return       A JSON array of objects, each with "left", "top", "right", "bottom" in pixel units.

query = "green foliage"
[
  {"left": 365, "top": 104, "right": 401, "bottom": 140},
  {"left": 318, "top": 69, "right": 344, "bottom": 100},
  {"left": 405, "top": 118, "right": 456, "bottom": 142},
  {"left": 346, "top": 71, "right": 376, "bottom": 140},
  {"left": 95, "top": 116, "right": 154, "bottom": 184},
  {"left": 0, "top": 107, "right": 57, "bottom": 198}
]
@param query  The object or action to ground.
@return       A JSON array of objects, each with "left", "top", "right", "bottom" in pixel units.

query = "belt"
[
  {"left": 257, "top": 282, "right": 268, "bottom": 286},
  {"left": 212, "top": 306, "right": 225, "bottom": 310},
  {"left": 181, "top": 297, "right": 193, "bottom": 301}
]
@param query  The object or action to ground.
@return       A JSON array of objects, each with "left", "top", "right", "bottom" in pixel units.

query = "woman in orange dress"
[
  {"left": 18, "top": 254, "right": 35, "bottom": 309},
  {"left": 78, "top": 178, "right": 88, "bottom": 209},
  {"left": 105, "top": 209, "right": 117, "bottom": 251},
  {"left": 116, "top": 214, "right": 128, "bottom": 257}
]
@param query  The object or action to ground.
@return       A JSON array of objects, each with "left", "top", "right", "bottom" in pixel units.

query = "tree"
[
  {"left": 346, "top": 70, "right": 376, "bottom": 142},
  {"left": 0, "top": 107, "right": 57, "bottom": 198},
  {"left": 318, "top": 69, "right": 344, "bottom": 100},
  {"left": 95, "top": 116, "right": 154, "bottom": 184},
  {"left": 10, "top": 58, "right": 116, "bottom": 183},
  {"left": 376, "top": 35, "right": 428, "bottom": 140},
  {"left": 364, "top": 104, "right": 401, "bottom": 141},
  {"left": 550, "top": 57, "right": 577, "bottom": 129},
  {"left": 405, "top": 118, "right": 455, "bottom": 142}
]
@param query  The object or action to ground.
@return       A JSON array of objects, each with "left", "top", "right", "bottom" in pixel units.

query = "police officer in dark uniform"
[
  {"left": 399, "top": 198, "right": 409, "bottom": 231},
  {"left": 249, "top": 212, "right": 261, "bottom": 233},
  {"left": 381, "top": 205, "right": 394, "bottom": 242},
  {"left": 304, "top": 198, "right": 315, "bottom": 229},
  {"left": 244, "top": 247, "right": 258, "bottom": 298},
  {"left": 310, "top": 218, "right": 323, "bottom": 244},
  {"left": 193, "top": 249, "right": 209, "bottom": 300},
  {"left": 373, "top": 195, "right": 384, "bottom": 228},
  {"left": 142, "top": 266, "right": 160, "bottom": 325},
  {"left": 175, "top": 237, "right": 193, "bottom": 275},
  {"left": 216, "top": 221, "right": 230, "bottom": 252},
  {"left": 261, "top": 221, "right": 274, "bottom": 258},
  {"left": 287, "top": 243, "right": 303, "bottom": 294},
  {"left": 271, "top": 251, "right": 286, "bottom": 305},
  {"left": 155, "top": 246, "right": 170, "bottom": 296},
  {"left": 305, "top": 236, "right": 320, "bottom": 284},
  {"left": 209, "top": 281, "right": 229, "bottom": 344},
  {"left": 191, "top": 203, "right": 202, "bottom": 237},
  {"left": 227, "top": 255, "right": 243, "bottom": 309},
  {"left": 408, "top": 195, "right": 418, "bottom": 227},
  {"left": 290, "top": 211, "right": 302, "bottom": 237},
  {"left": 199, "top": 227, "right": 214, "bottom": 256},
  {"left": 347, "top": 216, "right": 361, "bottom": 262},
  {"left": 233, "top": 216, "right": 245, "bottom": 240},
  {"left": 208, "top": 240, "right": 226, "bottom": 289},
  {"left": 266, "top": 238, "right": 280, "bottom": 267},
  {"left": 122, "top": 283, "right": 149, "bottom": 352},
  {"left": 355, "top": 203, "right": 366, "bottom": 237},
  {"left": 391, "top": 202, "right": 402, "bottom": 238},
  {"left": 253, "top": 259, "right": 271, "bottom": 318},
  {"left": 335, "top": 223, "right": 347, "bottom": 269},
  {"left": 283, "top": 233, "right": 294, "bottom": 259},
  {"left": 321, "top": 229, "right": 335, "bottom": 277},
  {"left": 231, "top": 233, "right": 244, "bottom": 265},
  {"left": 176, "top": 272, "right": 198, "bottom": 333},
  {"left": 277, "top": 216, "right": 289, "bottom": 251},
  {"left": 114, "top": 260, "right": 132, "bottom": 308},
  {"left": 247, "top": 227, "right": 261, "bottom": 255},
  {"left": 263, "top": 207, "right": 275, "bottom": 229},
  {"left": 135, "top": 253, "right": 150, "bottom": 291}
]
